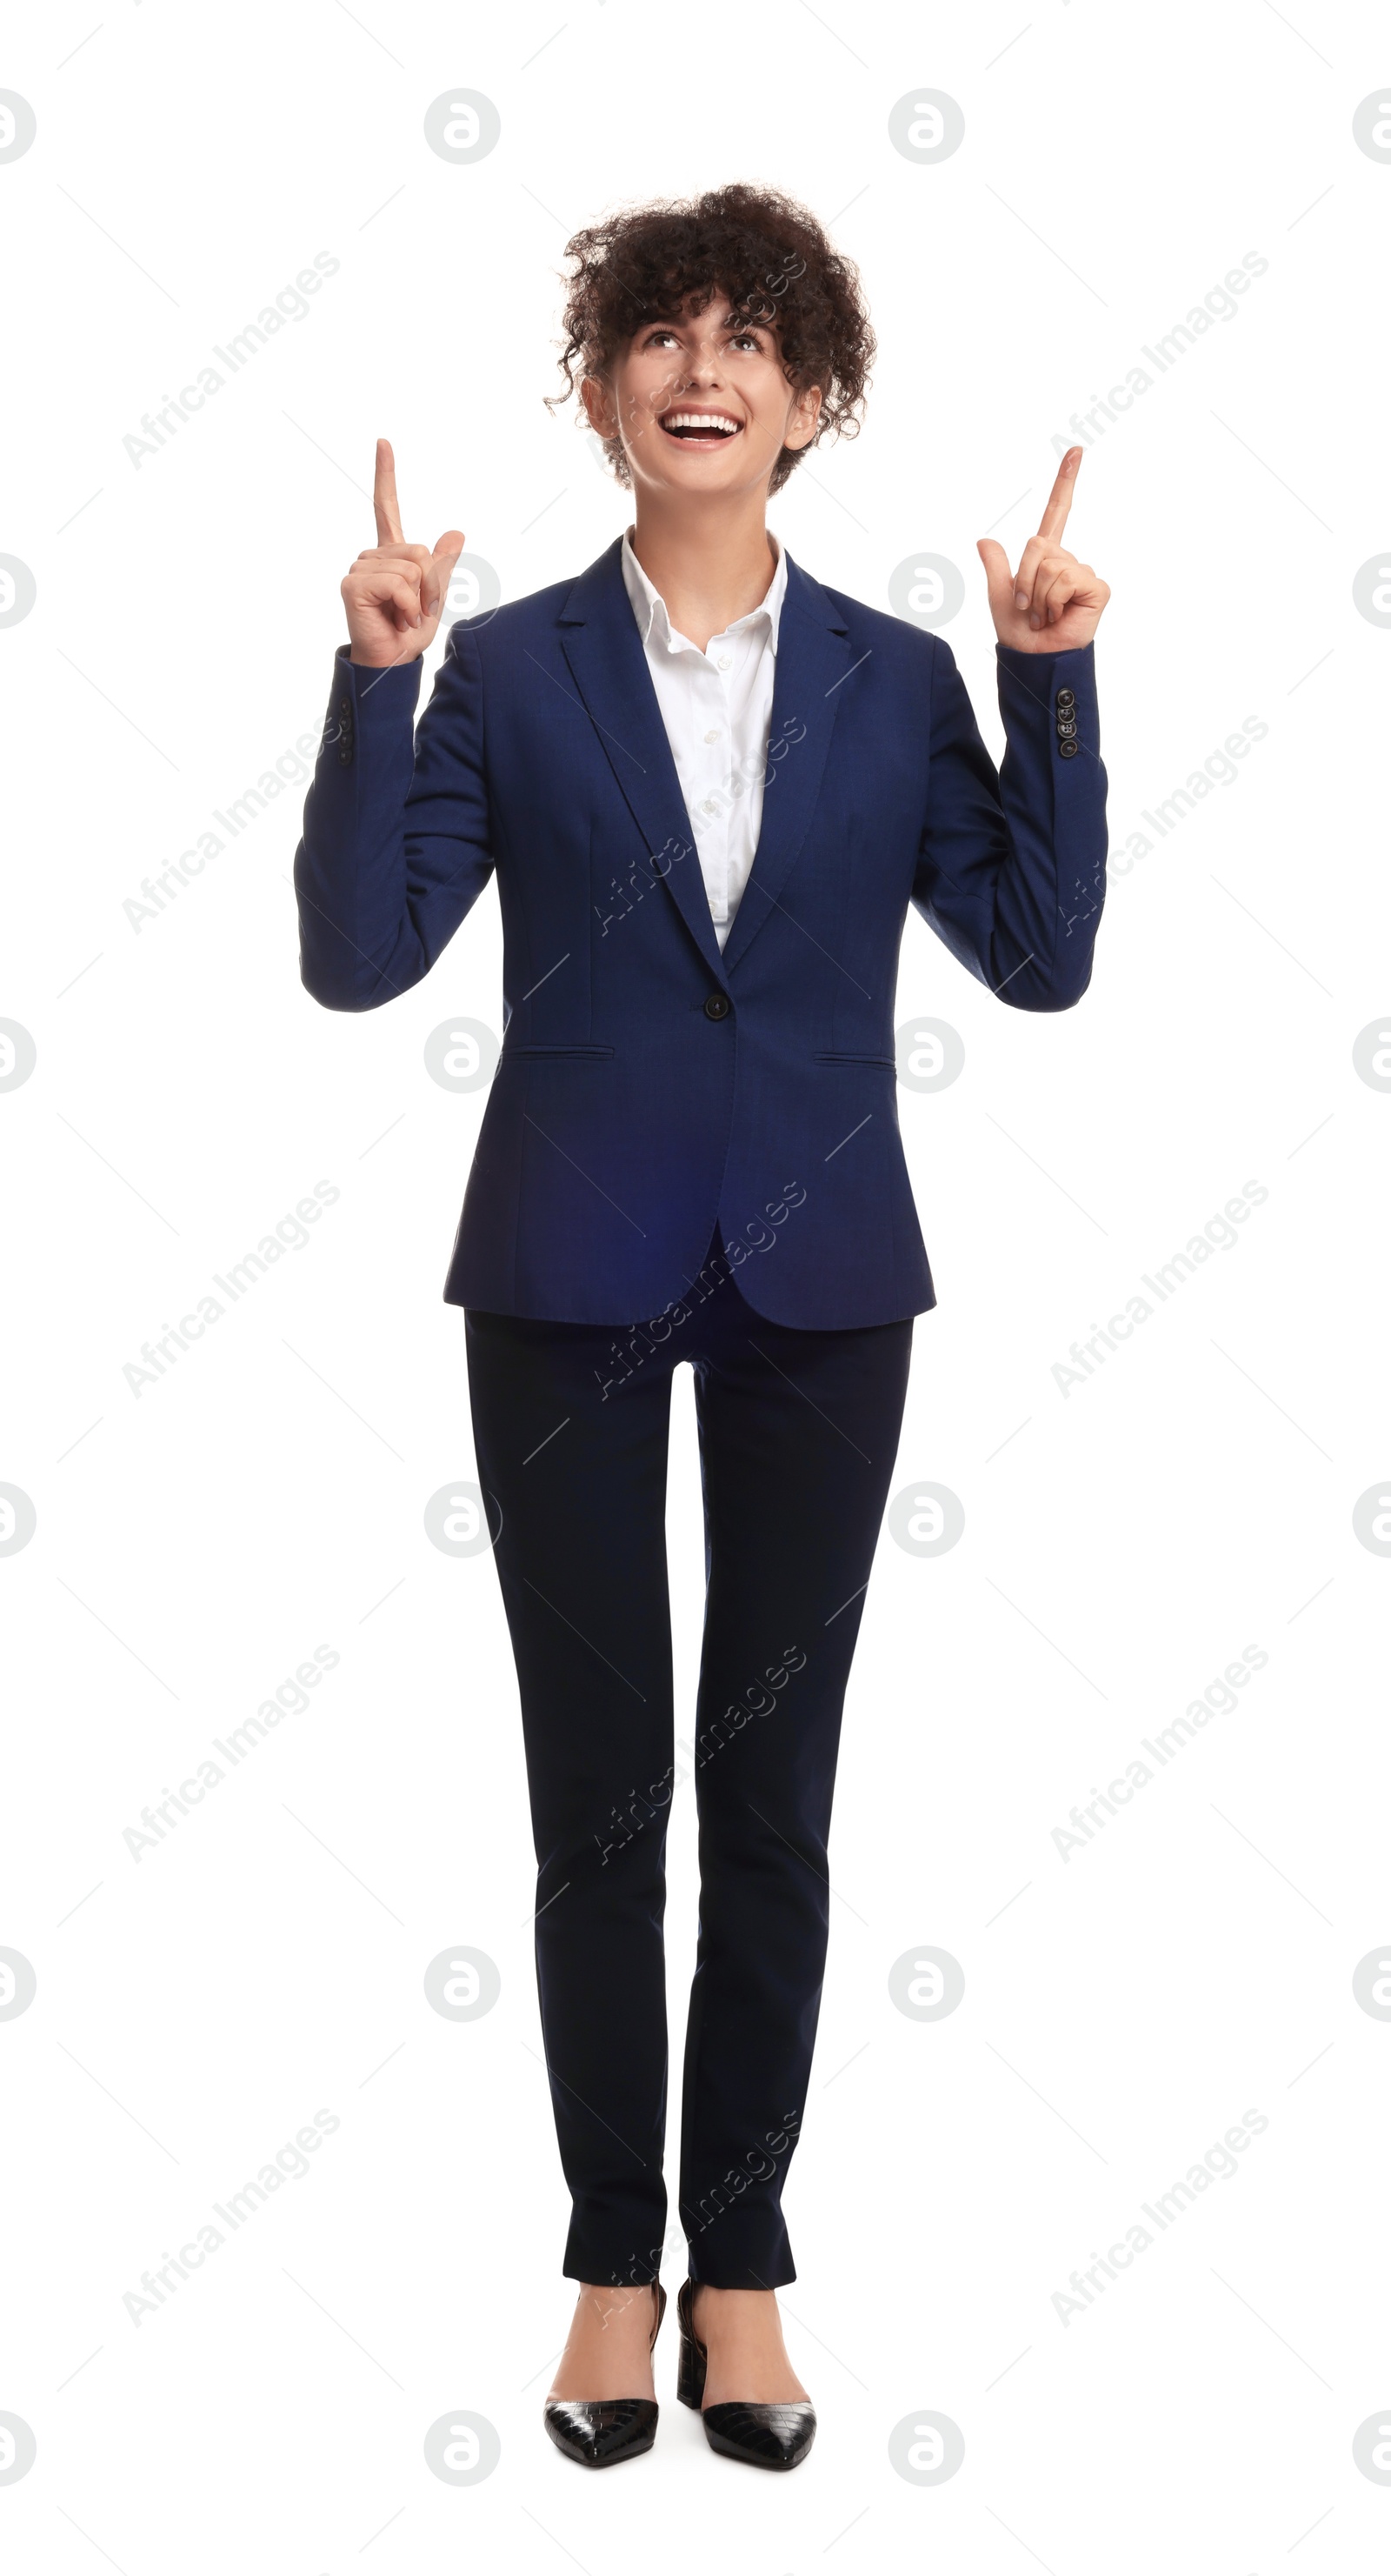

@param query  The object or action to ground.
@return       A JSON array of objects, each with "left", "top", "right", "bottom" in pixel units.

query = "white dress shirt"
[{"left": 620, "top": 527, "right": 787, "bottom": 950}]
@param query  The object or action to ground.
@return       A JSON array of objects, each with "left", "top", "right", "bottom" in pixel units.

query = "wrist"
[{"left": 995, "top": 637, "right": 1095, "bottom": 664}]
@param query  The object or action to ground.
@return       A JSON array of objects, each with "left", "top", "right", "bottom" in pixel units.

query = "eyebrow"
[{"left": 634, "top": 310, "right": 776, "bottom": 338}]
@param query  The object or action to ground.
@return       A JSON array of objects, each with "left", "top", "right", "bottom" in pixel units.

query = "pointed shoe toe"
[
  {"left": 543, "top": 2397, "right": 660, "bottom": 2467},
  {"left": 701, "top": 2399, "right": 817, "bottom": 2470},
  {"left": 543, "top": 2281, "right": 666, "bottom": 2466},
  {"left": 675, "top": 2281, "right": 815, "bottom": 2469}
]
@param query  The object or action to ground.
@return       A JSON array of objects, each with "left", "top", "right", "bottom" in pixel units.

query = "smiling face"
[{"left": 581, "top": 293, "right": 822, "bottom": 504}]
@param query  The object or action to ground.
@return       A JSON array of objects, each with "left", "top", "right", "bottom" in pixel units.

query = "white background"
[{"left": 3, "top": 2, "right": 1390, "bottom": 2568}]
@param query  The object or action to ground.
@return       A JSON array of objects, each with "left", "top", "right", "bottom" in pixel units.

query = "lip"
[{"left": 657, "top": 406, "right": 743, "bottom": 449}]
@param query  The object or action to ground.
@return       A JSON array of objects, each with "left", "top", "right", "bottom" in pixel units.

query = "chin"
[{"left": 656, "top": 449, "right": 766, "bottom": 491}]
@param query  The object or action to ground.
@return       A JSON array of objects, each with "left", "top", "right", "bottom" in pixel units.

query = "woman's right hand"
[{"left": 342, "top": 438, "right": 466, "bottom": 668}]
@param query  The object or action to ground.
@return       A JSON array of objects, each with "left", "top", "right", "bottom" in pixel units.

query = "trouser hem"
[
  {"left": 682, "top": 2200, "right": 795, "bottom": 2289},
  {"left": 562, "top": 2228, "right": 669, "bottom": 2289},
  {"left": 685, "top": 2246, "right": 797, "bottom": 2289}
]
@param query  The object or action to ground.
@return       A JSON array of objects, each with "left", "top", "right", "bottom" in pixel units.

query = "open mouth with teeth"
[{"left": 659, "top": 409, "right": 742, "bottom": 447}]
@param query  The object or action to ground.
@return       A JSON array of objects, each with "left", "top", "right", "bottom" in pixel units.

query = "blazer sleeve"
[
  {"left": 912, "top": 637, "right": 1108, "bottom": 1011},
  {"left": 293, "top": 621, "right": 496, "bottom": 1011}
]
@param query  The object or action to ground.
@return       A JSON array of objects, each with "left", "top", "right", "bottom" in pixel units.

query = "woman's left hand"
[{"left": 976, "top": 447, "right": 1110, "bottom": 653}]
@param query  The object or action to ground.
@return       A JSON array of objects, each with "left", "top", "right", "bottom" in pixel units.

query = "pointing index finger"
[
  {"left": 373, "top": 437, "right": 404, "bottom": 545},
  {"left": 1036, "top": 444, "right": 1082, "bottom": 545}
]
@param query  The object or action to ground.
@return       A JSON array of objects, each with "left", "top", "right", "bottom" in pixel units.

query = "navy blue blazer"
[{"left": 294, "top": 537, "right": 1108, "bottom": 1328}]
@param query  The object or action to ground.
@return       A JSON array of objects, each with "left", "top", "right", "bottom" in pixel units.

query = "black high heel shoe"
[
  {"left": 543, "top": 2281, "right": 667, "bottom": 2469},
  {"left": 676, "top": 2279, "right": 817, "bottom": 2470}
]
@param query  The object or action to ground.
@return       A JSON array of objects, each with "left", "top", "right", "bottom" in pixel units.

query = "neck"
[{"left": 629, "top": 490, "right": 778, "bottom": 652}]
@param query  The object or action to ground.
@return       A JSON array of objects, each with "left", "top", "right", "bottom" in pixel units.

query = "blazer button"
[
  {"left": 1056, "top": 686, "right": 1075, "bottom": 709},
  {"left": 1058, "top": 738, "right": 1079, "bottom": 758},
  {"left": 703, "top": 993, "right": 731, "bottom": 1020}
]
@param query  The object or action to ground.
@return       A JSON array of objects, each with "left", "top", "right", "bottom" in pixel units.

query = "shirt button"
[
  {"left": 702, "top": 798, "right": 718, "bottom": 815},
  {"left": 703, "top": 993, "right": 731, "bottom": 1021},
  {"left": 703, "top": 728, "right": 720, "bottom": 744},
  {"left": 716, "top": 655, "right": 731, "bottom": 671}
]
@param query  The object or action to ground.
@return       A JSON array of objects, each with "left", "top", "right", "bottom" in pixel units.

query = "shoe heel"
[
  {"left": 675, "top": 2282, "right": 707, "bottom": 2410},
  {"left": 676, "top": 2330, "right": 706, "bottom": 2409}
]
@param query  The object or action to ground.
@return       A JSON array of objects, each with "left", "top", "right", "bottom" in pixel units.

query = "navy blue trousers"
[{"left": 464, "top": 1227, "right": 914, "bottom": 2287}]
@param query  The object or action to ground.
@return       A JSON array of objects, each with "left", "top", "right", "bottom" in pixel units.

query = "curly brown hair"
[{"left": 548, "top": 183, "right": 874, "bottom": 497}]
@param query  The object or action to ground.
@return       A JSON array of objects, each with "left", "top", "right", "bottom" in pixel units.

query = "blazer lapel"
[
  {"left": 556, "top": 539, "right": 729, "bottom": 987},
  {"left": 555, "top": 539, "right": 854, "bottom": 987},
  {"left": 717, "top": 555, "right": 853, "bottom": 977}
]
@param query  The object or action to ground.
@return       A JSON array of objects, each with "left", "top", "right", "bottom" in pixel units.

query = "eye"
[{"left": 643, "top": 327, "right": 679, "bottom": 349}]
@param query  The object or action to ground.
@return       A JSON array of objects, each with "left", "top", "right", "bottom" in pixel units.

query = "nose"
[{"left": 682, "top": 336, "right": 723, "bottom": 386}]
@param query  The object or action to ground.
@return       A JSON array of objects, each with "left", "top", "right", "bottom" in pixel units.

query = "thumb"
[
  {"left": 975, "top": 537, "right": 1014, "bottom": 614},
  {"left": 425, "top": 528, "right": 467, "bottom": 617}
]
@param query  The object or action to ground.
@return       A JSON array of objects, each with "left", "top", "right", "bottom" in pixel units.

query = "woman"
[{"left": 294, "top": 182, "right": 1110, "bottom": 2472}]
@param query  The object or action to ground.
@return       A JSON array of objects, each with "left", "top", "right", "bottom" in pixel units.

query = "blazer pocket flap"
[
  {"left": 501, "top": 1042, "right": 616, "bottom": 1059},
  {"left": 812, "top": 1051, "right": 897, "bottom": 1070}
]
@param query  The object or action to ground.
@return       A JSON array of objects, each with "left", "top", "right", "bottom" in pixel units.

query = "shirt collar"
[{"left": 621, "top": 527, "right": 786, "bottom": 658}]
